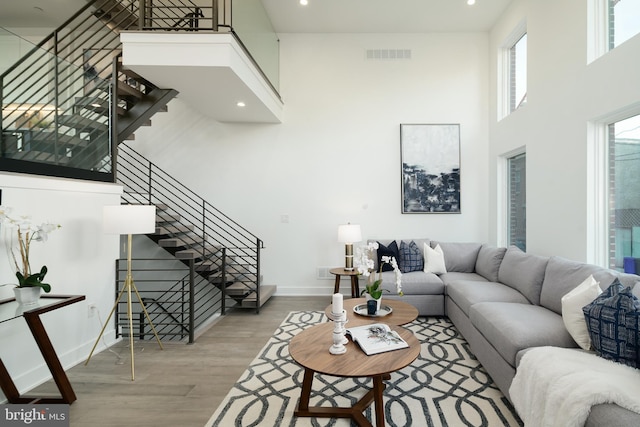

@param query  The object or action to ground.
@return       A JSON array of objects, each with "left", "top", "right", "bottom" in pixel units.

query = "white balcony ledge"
[{"left": 120, "top": 32, "right": 283, "bottom": 123}]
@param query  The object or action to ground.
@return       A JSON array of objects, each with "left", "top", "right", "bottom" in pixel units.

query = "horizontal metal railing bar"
[
  {"left": 120, "top": 146, "right": 260, "bottom": 243},
  {"left": 0, "top": 0, "right": 100, "bottom": 79}
]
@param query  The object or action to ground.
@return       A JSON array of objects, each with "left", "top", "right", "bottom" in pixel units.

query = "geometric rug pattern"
[{"left": 205, "top": 311, "right": 523, "bottom": 427}]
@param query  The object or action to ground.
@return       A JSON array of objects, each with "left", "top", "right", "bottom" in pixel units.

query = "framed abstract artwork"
[{"left": 400, "top": 124, "right": 461, "bottom": 214}]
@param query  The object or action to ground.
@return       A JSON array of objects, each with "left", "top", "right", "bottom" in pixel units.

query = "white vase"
[
  {"left": 365, "top": 293, "right": 382, "bottom": 314},
  {"left": 14, "top": 287, "right": 42, "bottom": 306}
]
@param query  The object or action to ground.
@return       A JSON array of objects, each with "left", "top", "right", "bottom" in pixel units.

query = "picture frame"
[{"left": 400, "top": 124, "right": 461, "bottom": 214}]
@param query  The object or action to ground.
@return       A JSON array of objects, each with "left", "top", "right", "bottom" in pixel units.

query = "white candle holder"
[{"left": 328, "top": 309, "right": 348, "bottom": 354}]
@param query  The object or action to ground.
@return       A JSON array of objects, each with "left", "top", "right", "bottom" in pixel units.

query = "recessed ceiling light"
[
  {"left": 236, "top": 101, "right": 246, "bottom": 107},
  {"left": 467, "top": 0, "right": 476, "bottom": 5},
  {"left": 300, "top": 0, "right": 308, "bottom": 5}
]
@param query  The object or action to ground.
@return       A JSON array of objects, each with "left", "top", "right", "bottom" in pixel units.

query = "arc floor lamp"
[{"left": 85, "top": 205, "right": 163, "bottom": 380}]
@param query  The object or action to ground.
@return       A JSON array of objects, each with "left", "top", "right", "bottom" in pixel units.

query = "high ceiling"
[
  {"left": 261, "top": 0, "right": 512, "bottom": 33},
  {"left": 1, "top": 0, "right": 513, "bottom": 123},
  {"left": 1, "top": 0, "right": 512, "bottom": 33}
]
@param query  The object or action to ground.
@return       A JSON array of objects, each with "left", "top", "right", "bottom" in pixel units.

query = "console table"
[{"left": 0, "top": 294, "right": 85, "bottom": 404}]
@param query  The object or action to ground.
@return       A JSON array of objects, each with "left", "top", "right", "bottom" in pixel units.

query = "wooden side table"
[
  {"left": 289, "top": 322, "right": 420, "bottom": 427},
  {"left": 330, "top": 267, "right": 360, "bottom": 298},
  {"left": 0, "top": 294, "right": 85, "bottom": 404}
]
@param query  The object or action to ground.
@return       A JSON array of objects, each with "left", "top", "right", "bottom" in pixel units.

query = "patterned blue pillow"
[
  {"left": 582, "top": 279, "right": 640, "bottom": 368},
  {"left": 399, "top": 240, "right": 424, "bottom": 273}
]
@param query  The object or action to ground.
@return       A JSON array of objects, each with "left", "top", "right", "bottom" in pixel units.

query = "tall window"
[
  {"left": 509, "top": 33, "right": 527, "bottom": 113},
  {"left": 608, "top": 0, "right": 640, "bottom": 49},
  {"left": 499, "top": 22, "right": 527, "bottom": 119},
  {"left": 508, "top": 153, "right": 526, "bottom": 251},
  {"left": 608, "top": 114, "right": 640, "bottom": 270}
]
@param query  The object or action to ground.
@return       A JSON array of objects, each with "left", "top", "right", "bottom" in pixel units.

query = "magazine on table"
[{"left": 345, "top": 323, "right": 409, "bottom": 355}]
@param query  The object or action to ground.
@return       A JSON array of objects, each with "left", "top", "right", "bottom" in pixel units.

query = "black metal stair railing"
[
  {"left": 0, "top": 0, "right": 208, "bottom": 181},
  {"left": 0, "top": 0, "right": 141, "bottom": 180},
  {"left": 138, "top": 0, "right": 229, "bottom": 31},
  {"left": 116, "top": 144, "right": 264, "bottom": 314},
  {"left": 114, "top": 257, "right": 225, "bottom": 342}
]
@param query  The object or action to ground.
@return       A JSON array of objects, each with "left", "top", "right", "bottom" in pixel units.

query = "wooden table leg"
[
  {"left": 350, "top": 275, "right": 360, "bottom": 298},
  {"left": 372, "top": 375, "right": 386, "bottom": 427},
  {"left": 334, "top": 275, "right": 341, "bottom": 294},
  {"left": 0, "top": 358, "right": 21, "bottom": 403},
  {"left": 295, "top": 368, "right": 314, "bottom": 413},
  {"left": 24, "top": 312, "right": 77, "bottom": 404}
]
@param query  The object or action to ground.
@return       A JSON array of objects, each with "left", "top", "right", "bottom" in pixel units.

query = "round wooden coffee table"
[
  {"left": 324, "top": 297, "right": 419, "bottom": 326},
  {"left": 289, "top": 322, "right": 420, "bottom": 427}
]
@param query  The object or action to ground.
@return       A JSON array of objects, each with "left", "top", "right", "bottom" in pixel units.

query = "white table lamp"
[
  {"left": 338, "top": 223, "right": 362, "bottom": 271},
  {"left": 85, "top": 205, "right": 163, "bottom": 380}
]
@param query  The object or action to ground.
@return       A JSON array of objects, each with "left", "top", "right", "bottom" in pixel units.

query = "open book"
[{"left": 345, "top": 323, "right": 409, "bottom": 356}]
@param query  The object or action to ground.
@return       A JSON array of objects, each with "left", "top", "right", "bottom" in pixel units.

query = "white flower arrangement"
[
  {"left": 354, "top": 241, "right": 403, "bottom": 298},
  {"left": 0, "top": 206, "right": 59, "bottom": 291}
]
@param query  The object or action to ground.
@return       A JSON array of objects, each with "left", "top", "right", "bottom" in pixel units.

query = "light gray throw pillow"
[
  {"left": 475, "top": 245, "right": 507, "bottom": 282},
  {"left": 432, "top": 241, "right": 482, "bottom": 273},
  {"left": 497, "top": 246, "right": 549, "bottom": 305}
]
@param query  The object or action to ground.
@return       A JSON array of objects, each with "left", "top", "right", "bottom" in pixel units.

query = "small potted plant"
[
  {"left": 355, "top": 242, "right": 403, "bottom": 314},
  {"left": 0, "top": 206, "right": 59, "bottom": 305}
]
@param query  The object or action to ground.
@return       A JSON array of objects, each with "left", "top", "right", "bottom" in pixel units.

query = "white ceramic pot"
[{"left": 14, "top": 286, "right": 42, "bottom": 306}]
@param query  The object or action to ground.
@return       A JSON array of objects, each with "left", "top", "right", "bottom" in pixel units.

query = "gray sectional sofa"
[{"left": 371, "top": 239, "right": 640, "bottom": 426}]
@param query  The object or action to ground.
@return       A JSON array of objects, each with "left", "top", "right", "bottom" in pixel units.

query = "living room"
[{"left": 1, "top": 0, "right": 639, "bottom": 425}]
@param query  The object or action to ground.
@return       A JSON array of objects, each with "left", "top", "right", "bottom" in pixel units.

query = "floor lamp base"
[{"left": 85, "top": 275, "right": 163, "bottom": 381}]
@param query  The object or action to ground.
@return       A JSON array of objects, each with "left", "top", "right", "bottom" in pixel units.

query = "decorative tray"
[{"left": 353, "top": 303, "right": 393, "bottom": 318}]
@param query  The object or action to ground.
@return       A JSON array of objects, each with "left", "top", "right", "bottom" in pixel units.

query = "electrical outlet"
[{"left": 88, "top": 303, "right": 96, "bottom": 318}]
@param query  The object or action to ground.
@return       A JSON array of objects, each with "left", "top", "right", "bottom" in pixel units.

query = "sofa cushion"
[
  {"left": 440, "top": 272, "right": 487, "bottom": 287},
  {"left": 399, "top": 240, "right": 424, "bottom": 273},
  {"left": 376, "top": 241, "right": 399, "bottom": 272},
  {"left": 540, "top": 256, "right": 619, "bottom": 315},
  {"left": 470, "top": 302, "right": 577, "bottom": 366},
  {"left": 379, "top": 271, "right": 444, "bottom": 295},
  {"left": 498, "top": 246, "right": 549, "bottom": 305},
  {"left": 583, "top": 280, "right": 640, "bottom": 368},
  {"left": 433, "top": 241, "right": 482, "bottom": 273},
  {"left": 424, "top": 243, "right": 447, "bottom": 274},
  {"left": 447, "top": 281, "right": 530, "bottom": 316},
  {"left": 561, "top": 275, "right": 601, "bottom": 350},
  {"left": 475, "top": 245, "right": 507, "bottom": 282}
]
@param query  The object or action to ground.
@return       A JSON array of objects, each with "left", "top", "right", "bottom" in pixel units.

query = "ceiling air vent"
[{"left": 365, "top": 49, "right": 412, "bottom": 60}]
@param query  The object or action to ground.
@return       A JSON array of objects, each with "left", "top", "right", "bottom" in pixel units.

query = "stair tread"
[
  {"left": 239, "top": 285, "right": 277, "bottom": 307},
  {"left": 117, "top": 81, "right": 144, "bottom": 99}
]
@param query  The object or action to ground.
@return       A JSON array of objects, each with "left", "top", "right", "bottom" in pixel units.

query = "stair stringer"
[{"left": 117, "top": 88, "right": 179, "bottom": 142}]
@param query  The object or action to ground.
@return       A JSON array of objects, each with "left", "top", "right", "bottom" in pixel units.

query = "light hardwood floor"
[{"left": 32, "top": 296, "right": 330, "bottom": 427}]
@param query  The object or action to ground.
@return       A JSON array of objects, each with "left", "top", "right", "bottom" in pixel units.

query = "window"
[
  {"left": 499, "top": 22, "right": 527, "bottom": 119},
  {"left": 509, "top": 33, "right": 527, "bottom": 113},
  {"left": 508, "top": 152, "right": 526, "bottom": 251},
  {"left": 608, "top": 114, "right": 640, "bottom": 270},
  {"left": 608, "top": 0, "right": 640, "bottom": 49}
]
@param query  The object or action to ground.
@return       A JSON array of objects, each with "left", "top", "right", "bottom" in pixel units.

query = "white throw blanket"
[{"left": 509, "top": 346, "right": 640, "bottom": 427}]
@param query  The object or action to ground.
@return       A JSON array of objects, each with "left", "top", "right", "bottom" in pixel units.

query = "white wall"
[
  {"left": 488, "top": 0, "right": 640, "bottom": 262},
  {"left": 0, "top": 173, "right": 121, "bottom": 400},
  {"left": 129, "top": 32, "right": 490, "bottom": 295}
]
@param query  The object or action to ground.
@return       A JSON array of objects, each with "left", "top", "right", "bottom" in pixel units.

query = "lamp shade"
[
  {"left": 103, "top": 205, "right": 156, "bottom": 235},
  {"left": 337, "top": 223, "right": 362, "bottom": 243}
]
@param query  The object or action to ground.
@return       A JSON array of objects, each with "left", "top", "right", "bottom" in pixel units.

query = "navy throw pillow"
[
  {"left": 377, "top": 241, "right": 399, "bottom": 272},
  {"left": 399, "top": 240, "right": 424, "bottom": 273},
  {"left": 582, "top": 279, "right": 640, "bottom": 368}
]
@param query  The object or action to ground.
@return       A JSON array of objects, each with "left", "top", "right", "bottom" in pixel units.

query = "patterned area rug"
[{"left": 205, "top": 311, "right": 523, "bottom": 427}]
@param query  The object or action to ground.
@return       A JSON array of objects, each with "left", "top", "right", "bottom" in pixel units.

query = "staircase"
[
  {"left": 0, "top": 0, "right": 183, "bottom": 180},
  {"left": 117, "top": 143, "right": 275, "bottom": 316},
  {"left": 1, "top": 0, "right": 274, "bottom": 338}
]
